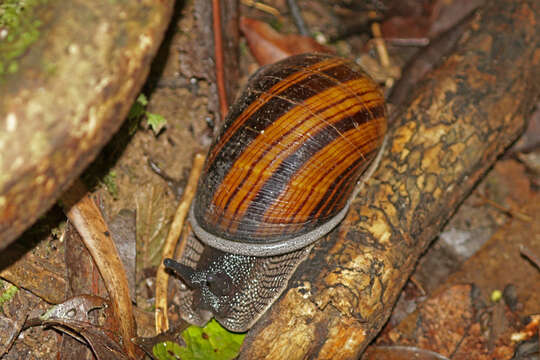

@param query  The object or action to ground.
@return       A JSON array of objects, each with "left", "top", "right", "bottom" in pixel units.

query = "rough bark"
[
  {"left": 240, "top": 0, "right": 540, "bottom": 358},
  {"left": 0, "top": 0, "right": 175, "bottom": 250}
]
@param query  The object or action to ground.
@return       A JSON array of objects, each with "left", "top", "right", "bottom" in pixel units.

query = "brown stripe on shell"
[
  {"left": 311, "top": 137, "right": 379, "bottom": 219},
  {"left": 215, "top": 98, "right": 384, "bottom": 241},
  {"left": 217, "top": 85, "right": 378, "bottom": 220},
  {"left": 204, "top": 56, "right": 348, "bottom": 169},
  {"left": 210, "top": 79, "right": 380, "bottom": 235},
  {"left": 194, "top": 57, "right": 362, "bottom": 232},
  {"left": 265, "top": 111, "right": 386, "bottom": 225},
  {"left": 249, "top": 111, "right": 385, "bottom": 238},
  {"left": 200, "top": 58, "right": 363, "bottom": 197}
]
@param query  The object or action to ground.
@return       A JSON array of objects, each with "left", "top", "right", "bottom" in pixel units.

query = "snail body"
[{"left": 165, "top": 53, "right": 387, "bottom": 332}]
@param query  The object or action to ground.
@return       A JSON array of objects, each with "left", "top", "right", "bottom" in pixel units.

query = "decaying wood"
[
  {"left": 0, "top": 0, "right": 175, "bottom": 250},
  {"left": 240, "top": 0, "right": 540, "bottom": 358},
  {"left": 388, "top": 10, "right": 478, "bottom": 107}
]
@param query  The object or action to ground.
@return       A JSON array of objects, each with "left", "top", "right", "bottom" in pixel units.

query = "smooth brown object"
[
  {"left": 240, "top": 0, "right": 539, "bottom": 358},
  {"left": 0, "top": 0, "right": 175, "bottom": 250}
]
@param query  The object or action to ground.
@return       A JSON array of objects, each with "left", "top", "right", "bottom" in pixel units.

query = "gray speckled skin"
[{"left": 168, "top": 233, "right": 312, "bottom": 332}]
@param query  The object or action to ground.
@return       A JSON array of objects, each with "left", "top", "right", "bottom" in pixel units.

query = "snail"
[{"left": 164, "top": 53, "right": 387, "bottom": 332}]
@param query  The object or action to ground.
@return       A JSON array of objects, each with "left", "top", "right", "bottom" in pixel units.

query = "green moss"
[
  {"left": 0, "top": 281, "right": 18, "bottom": 308},
  {"left": 102, "top": 170, "right": 119, "bottom": 199},
  {"left": 0, "top": 0, "right": 49, "bottom": 77}
]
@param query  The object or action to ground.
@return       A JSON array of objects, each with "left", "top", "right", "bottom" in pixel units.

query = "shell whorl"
[{"left": 192, "top": 53, "right": 387, "bottom": 255}]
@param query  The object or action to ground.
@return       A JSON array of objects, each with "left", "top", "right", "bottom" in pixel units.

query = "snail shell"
[{"left": 165, "top": 53, "right": 387, "bottom": 332}]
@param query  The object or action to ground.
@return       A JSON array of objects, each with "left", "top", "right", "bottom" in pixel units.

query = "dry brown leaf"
[{"left": 240, "top": 17, "right": 333, "bottom": 66}]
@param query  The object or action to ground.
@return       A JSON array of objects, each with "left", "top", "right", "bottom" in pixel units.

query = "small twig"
[
  {"left": 388, "top": 11, "right": 475, "bottom": 106},
  {"left": 477, "top": 193, "right": 532, "bottom": 222},
  {"left": 385, "top": 38, "right": 430, "bottom": 47},
  {"left": 60, "top": 179, "right": 136, "bottom": 358},
  {"left": 371, "top": 21, "right": 396, "bottom": 89},
  {"left": 409, "top": 275, "right": 426, "bottom": 296},
  {"left": 520, "top": 245, "right": 540, "bottom": 272},
  {"left": 241, "top": 0, "right": 280, "bottom": 17},
  {"left": 155, "top": 153, "right": 206, "bottom": 333},
  {"left": 148, "top": 158, "right": 185, "bottom": 200},
  {"left": 287, "top": 0, "right": 309, "bottom": 36},
  {"left": 370, "top": 22, "right": 390, "bottom": 68},
  {"left": 212, "top": 0, "right": 229, "bottom": 120}
]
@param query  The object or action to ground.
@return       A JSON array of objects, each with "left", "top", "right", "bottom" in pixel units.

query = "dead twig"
[
  {"left": 60, "top": 179, "right": 137, "bottom": 358},
  {"left": 241, "top": 0, "right": 281, "bottom": 17},
  {"left": 212, "top": 0, "right": 229, "bottom": 119},
  {"left": 520, "top": 245, "right": 540, "bottom": 272},
  {"left": 155, "top": 153, "right": 206, "bottom": 333},
  {"left": 371, "top": 22, "right": 397, "bottom": 89},
  {"left": 287, "top": 0, "right": 309, "bottom": 36},
  {"left": 477, "top": 193, "right": 532, "bottom": 222}
]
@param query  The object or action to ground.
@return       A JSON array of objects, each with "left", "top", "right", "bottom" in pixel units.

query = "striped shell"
[{"left": 190, "top": 53, "right": 387, "bottom": 257}]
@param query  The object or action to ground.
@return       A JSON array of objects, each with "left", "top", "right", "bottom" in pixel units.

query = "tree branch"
[{"left": 240, "top": 0, "right": 540, "bottom": 358}]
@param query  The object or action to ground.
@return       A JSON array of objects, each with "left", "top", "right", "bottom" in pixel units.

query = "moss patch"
[
  {"left": 0, "top": 0, "right": 48, "bottom": 76},
  {"left": 0, "top": 280, "right": 18, "bottom": 308}
]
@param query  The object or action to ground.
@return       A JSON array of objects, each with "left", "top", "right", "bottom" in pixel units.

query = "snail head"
[{"left": 164, "top": 252, "right": 252, "bottom": 327}]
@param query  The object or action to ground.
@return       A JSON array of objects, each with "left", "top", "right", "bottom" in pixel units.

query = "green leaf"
[
  {"left": 146, "top": 112, "right": 167, "bottom": 135},
  {"left": 172, "top": 320, "right": 246, "bottom": 360},
  {"left": 102, "top": 170, "right": 118, "bottom": 199},
  {"left": 127, "top": 93, "right": 167, "bottom": 135},
  {"left": 136, "top": 93, "right": 148, "bottom": 106},
  {"left": 153, "top": 341, "right": 183, "bottom": 360},
  {"left": 128, "top": 94, "right": 148, "bottom": 120}
]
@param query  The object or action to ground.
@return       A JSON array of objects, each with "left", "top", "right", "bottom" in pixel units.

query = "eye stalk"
[{"left": 164, "top": 258, "right": 198, "bottom": 289}]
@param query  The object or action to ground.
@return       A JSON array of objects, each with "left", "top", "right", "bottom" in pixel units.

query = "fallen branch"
[
  {"left": 61, "top": 180, "right": 136, "bottom": 358},
  {"left": 240, "top": 0, "right": 540, "bottom": 358}
]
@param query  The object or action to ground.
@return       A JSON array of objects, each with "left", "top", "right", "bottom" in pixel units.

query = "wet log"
[
  {"left": 0, "top": 0, "right": 175, "bottom": 250},
  {"left": 240, "top": 0, "right": 540, "bottom": 358}
]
